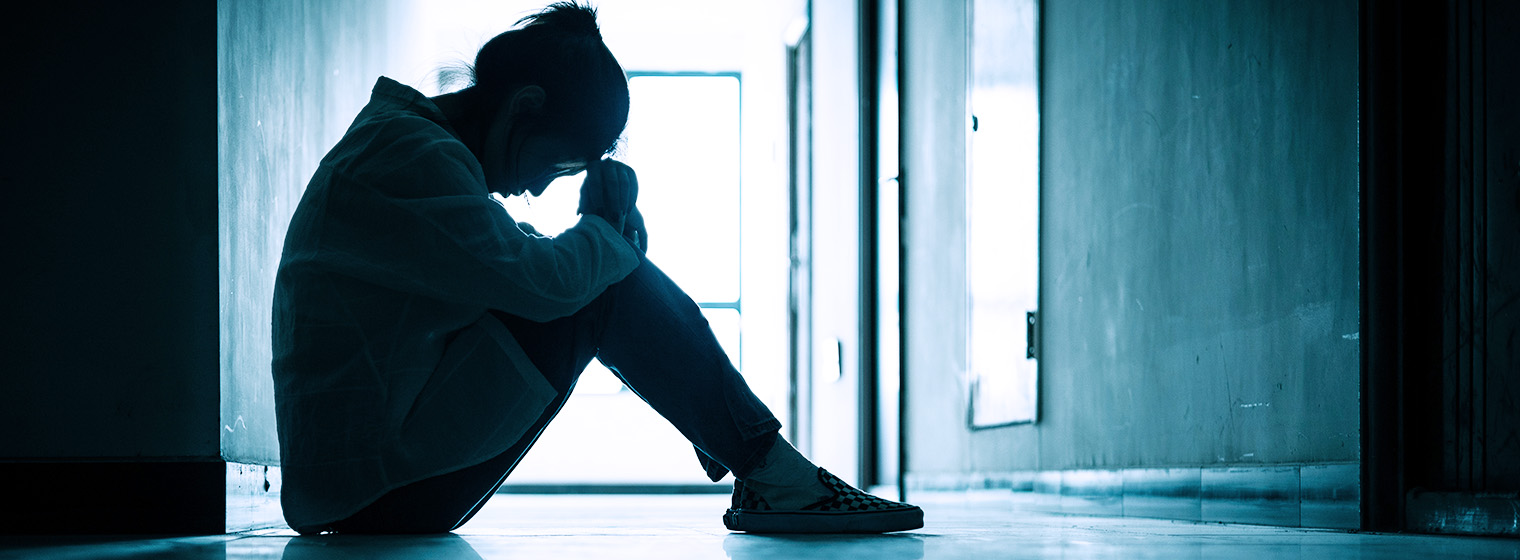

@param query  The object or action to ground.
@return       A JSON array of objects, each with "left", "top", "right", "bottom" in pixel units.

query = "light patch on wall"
[{"left": 818, "top": 337, "right": 844, "bottom": 383}]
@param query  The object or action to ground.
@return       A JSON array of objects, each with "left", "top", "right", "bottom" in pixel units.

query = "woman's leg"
[
  {"left": 422, "top": 252, "right": 783, "bottom": 531},
  {"left": 596, "top": 255, "right": 921, "bottom": 534},
  {"left": 326, "top": 294, "right": 610, "bottom": 534},
  {"left": 591, "top": 253, "right": 783, "bottom": 482},
  {"left": 327, "top": 253, "right": 782, "bottom": 533}
]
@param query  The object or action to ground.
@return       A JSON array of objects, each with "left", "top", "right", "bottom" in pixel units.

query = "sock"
[{"left": 740, "top": 438, "right": 833, "bottom": 509}]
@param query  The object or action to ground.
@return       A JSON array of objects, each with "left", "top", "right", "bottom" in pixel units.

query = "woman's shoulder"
[
  {"left": 349, "top": 107, "right": 464, "bottom": 157},
  {"left": 326, "top": 109, "right": 482, "bottom": 191}
]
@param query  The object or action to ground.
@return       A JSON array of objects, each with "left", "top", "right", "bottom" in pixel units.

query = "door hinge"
[{"left": 1026, "top": 310, "right": 1039, "bottom": 360}]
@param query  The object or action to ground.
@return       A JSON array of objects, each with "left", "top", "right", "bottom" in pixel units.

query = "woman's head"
[{"left": 453, "top": 2, "right": 629, "bottom": 195}]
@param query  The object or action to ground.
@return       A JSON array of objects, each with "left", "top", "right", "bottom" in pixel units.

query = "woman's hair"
[{"left": 451, "top": 2, "right": 629, "bottom": 160}]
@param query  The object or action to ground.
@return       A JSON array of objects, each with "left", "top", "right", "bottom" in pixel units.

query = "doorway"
[{"left": 501, "top": 73, "right": 750, "bottom": 488}]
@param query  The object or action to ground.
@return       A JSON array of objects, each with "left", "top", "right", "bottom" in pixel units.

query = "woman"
[{"left": 271, "top": 1, "right": 920, "bottom": 535}]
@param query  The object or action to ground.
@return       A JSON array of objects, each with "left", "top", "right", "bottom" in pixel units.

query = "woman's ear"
[{"left": 507, "top": 85, "right": 547, "bottom": 117}]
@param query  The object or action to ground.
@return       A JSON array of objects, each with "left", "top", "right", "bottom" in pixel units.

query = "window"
[
  {"left": 499, "top": 74, "right": 745, "bottom": 484},
  {"left": 967, "top": 0, "right": 1040, "bottom": 427}
]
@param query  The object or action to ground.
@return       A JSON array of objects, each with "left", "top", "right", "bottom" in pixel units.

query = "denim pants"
[{"left": 328, "top": 253, "right": 782, "bottom": 534}]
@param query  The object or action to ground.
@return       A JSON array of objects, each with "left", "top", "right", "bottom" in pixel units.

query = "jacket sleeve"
[{"left": 285, "top": 114, "right": 641, "bottom": 322}]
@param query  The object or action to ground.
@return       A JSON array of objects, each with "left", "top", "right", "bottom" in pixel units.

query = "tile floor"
[{"left": 2, "top": 493, "right": 1516, "bottom": 559}]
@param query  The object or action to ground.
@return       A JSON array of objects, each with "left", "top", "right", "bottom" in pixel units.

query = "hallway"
[
  {"left": 4, "top": 0, "right": 1519, "bottom": 549},
  {"left": 5, "top": 494, "right": 1515, "bottom": 559}
]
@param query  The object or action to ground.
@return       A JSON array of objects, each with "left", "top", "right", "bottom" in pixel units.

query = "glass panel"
[
  {"left": 496, "top": 75, "right": 741, "bottom": 305},
  {"left": 499, "top": 309, "right": 743, "bottom": 485},
  {"left": 623, "top": 75, "right": 742, "bottom": 304},
  {"left": 968, "top": 0, "right": 1040, "bottom": 427},
  {"left": 703, "top": 307, "right": 743, "bottom": 365},
  {"left": 487, "top": 74, "right": 746, "bottom": 485}
]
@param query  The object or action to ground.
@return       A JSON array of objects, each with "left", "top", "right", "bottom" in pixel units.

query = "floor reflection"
[
  {"left": 722, "top": 533, "right": 926, "bottom": 560},
  {"left": 3, "top": 495, "right": 1517, "bottom": 560},
  {"left": 281, "top": 534, "right": 480, "bottom": 560}
]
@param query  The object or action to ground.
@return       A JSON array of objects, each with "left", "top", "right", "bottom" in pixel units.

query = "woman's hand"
[
  {"left": 579, "top": 159, "right": 638, "bottom": 232},
  {"left": 623, "top": 206, "right": 647, "bottom": 253}
]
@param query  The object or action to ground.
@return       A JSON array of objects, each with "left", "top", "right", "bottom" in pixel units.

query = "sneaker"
[{"left": 723, "top": 468, "right": 924, "bottom": 533}]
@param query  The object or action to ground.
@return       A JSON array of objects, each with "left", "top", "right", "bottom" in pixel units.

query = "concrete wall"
[
  {"left": 904, "top": 0, "right": 1360, "bottom": 475},
  {"left": 218, "top": 0, "right": 409, "bottom": 465},
  {"left": 1, "top": 0, "right": 219, "bottom": 461}
]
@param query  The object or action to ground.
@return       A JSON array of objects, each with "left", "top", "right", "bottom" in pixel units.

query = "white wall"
[
  {"left": 806, "top": 0, "right": 864, "bottom": 485},
  {"left": 219, "top": 0, "right": 416, "bottom": 465},
  {"left": 902, "top": 0, "right": 976, "bottom": 474}
]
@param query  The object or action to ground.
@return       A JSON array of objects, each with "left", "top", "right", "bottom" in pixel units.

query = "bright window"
[
  {"left": 499, "top": 74, "right": 745, "bottom": 484},
  {"left": 967, "top": 0, "right": 1040, "bottom": 427}
]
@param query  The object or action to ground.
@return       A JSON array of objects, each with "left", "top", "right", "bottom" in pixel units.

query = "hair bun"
[{"left": 519, "top": 1, "right": 603, "bottom": 39}]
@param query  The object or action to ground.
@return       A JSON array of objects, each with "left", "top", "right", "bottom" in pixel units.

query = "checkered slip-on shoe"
[{"left": 723, "top": 468, "right": 924, "bottom": 533}]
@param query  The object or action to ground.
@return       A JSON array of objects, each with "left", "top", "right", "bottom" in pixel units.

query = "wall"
[
  {"left": 807, "top": 0, "right": 865, "bottom": 485},
  {"left": 905, "top": 0, "right": 1359, "bottom": 477},
  {"left": 1468, "top": 0, "right": 1520, "bottom": 495},
  {"left": 1, "top": 0, "right": 218, "bottom": 462},
  {"left": 218, "top": 0, "right": 411, "bottom": 465},
  {"left": 1364, "top": 0, "right": 1520, "bottom": 534},
  {"left": 1432, "top": 0, "right": 1520, "bottom": 497},
  {"left": 0, "top": 0, "right": 221, "bottom": 533},
  {"left": 902, "top": 0, "right": 974, "bottom": 475}
]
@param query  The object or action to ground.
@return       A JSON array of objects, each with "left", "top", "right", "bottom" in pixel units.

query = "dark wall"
[
  {"left": 1477, "top": 0, "right": 1520, "bottom": 494},
  {"left": 1, "top": 0, "right": 219, "bottom": 459},
  {"left": 905, "top": 0, "right": 1360, "bottom": 474},
  {"left": 1431, "top": 0, "right": 1520, "bottom": 497},
  {"left": 1361, "top": 0, "right": 1520, "bottom": 533}
]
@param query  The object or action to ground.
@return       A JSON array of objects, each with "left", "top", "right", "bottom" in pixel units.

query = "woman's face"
[
  {"left": 479, "top": 98, "right": 590, "bottom": 197},
  {"left": 509, "top": 138, "right": 590, "bottom": 197}
]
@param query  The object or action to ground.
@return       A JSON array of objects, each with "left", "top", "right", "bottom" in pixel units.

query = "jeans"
[{"left": 326, "top": 253, "right": 782, "bottom": 534}]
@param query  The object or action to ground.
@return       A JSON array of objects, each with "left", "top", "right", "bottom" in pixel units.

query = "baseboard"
[
  {"left": 0, "top": 460, "right": 284, "bottom": 535},
  {"left": 1406, "top": 489, "right": 1520, "bottom": 537},
  {"left": 0, "top": 460, "right": 227, "bottom": 535},
  {"left": 906, "top": 463, "right": 1359, "bottom": 530}
]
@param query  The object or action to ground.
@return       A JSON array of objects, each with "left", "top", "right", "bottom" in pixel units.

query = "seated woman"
[{"left": 271, "top": 1, "right": 921, "bottom": 535}]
